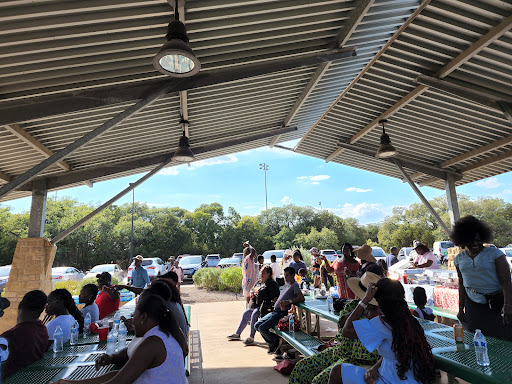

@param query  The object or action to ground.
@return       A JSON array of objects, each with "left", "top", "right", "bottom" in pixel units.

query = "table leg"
[
  {"left": 305, "top": 310, "right": 312, "bottom": 334},
  {"left": 315, "top": 315, "right": 321, "bottom": 339}
]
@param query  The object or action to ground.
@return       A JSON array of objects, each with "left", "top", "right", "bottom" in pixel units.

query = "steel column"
[
  {"left": 394, "top": 159, "right": 450, "bottom": 235},
  {"left": 27, "top": 179, "right": 47, "bottom": 238},
  {"left": 445, "top": 173, "right": 460, "bottom": 227}
]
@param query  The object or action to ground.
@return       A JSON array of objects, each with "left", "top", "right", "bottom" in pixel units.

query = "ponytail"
[
  {"left": 52, "top": 289, "right": 84, "bottom": 333},
  {"left": 137, "top": 294, "right": 188, "bottom": 357}
]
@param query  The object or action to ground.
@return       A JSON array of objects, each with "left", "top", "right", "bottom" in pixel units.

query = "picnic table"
[
  {"left": 295, "top": 297, "right": 512, "bottom": 384},
  {"left": 5, "top": 299, "right": 192, "bottom": 383}
]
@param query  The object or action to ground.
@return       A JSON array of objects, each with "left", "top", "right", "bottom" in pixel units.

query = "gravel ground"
[{"left": 180, "top": 282, "right": 244, "bottom": 304}]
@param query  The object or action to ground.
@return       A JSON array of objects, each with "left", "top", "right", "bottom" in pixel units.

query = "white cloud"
[
  {"left": 158, "top": 167, "right": 179, "bottom": 176},
  {"left": 345, "top": 187, "right": 372, "bottom": 193},
  {"left": 326, "top": 202, "right": 393, "bottom": 224},
  {"left": 297, "top": 175, "right": 330, "bottom": 184},
  {"left": 281, "top": 196, "right": 292, "bottom": 204},
  {"left": 476, "top": 177, "right": 502, "bottom": 189}
]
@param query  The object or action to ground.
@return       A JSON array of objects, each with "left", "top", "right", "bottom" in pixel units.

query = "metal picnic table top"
[{"left": 298, "top": 297, "right": 512, "bottom": 384}]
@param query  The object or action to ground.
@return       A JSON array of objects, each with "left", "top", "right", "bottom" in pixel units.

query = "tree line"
[{"left": 0, "top": 195, "right": 511, "bottom": 269}]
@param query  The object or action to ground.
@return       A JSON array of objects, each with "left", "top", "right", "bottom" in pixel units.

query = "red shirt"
[
  {"left": 94, "top": 288, "right": 120, "bottom": 319},
  {"left": 1, "top": 320, "right": 49, "bottom": 378}
]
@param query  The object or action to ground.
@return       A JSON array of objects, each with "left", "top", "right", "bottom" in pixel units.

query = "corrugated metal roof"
[
  {"left": 0, "top": 0, "right": 420, "bottom": 202},
  {"left": 296, "top": 0, "right": 512, "bottom": 189}
]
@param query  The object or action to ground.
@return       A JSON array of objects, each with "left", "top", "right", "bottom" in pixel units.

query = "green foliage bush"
[
  {"left": 54, "top": 276, "right": 120, "bottom": 296},
  {"left": 193, "top": 267, "right": 242, "bottom": 293}
]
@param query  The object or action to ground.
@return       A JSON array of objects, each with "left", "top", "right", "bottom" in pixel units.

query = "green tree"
[{"left": 293, "top": 227, "right": 339, "bottom": 250}]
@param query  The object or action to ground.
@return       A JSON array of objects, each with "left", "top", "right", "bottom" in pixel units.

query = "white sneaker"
[
  {"left": 227, "top": 333, "right": 240, "bottom": 340},
  {"left": 243, "top": 337, "right": 254, "bottom": 345}
]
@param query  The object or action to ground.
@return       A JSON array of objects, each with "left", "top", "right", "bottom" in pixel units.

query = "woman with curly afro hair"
[
  {"left": 451, "top": 215, "right": 512, "bottom": 341},
  {"left": 328, "top": 278, "right": 435, "bottom": 384}
]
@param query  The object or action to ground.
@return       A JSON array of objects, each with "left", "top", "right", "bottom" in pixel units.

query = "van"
[{"left": 433, "top": 241, "right": 455, "bottom": 262}]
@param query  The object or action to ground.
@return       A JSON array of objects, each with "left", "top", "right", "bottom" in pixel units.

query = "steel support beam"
[
  {"left": 271, "top": 0, "right": 374, "bottom": 148},
  {"left": 445, "top": 173, "right": 460, "bottom": 227},
  {"left": 0, "top": 47, "right": 357, "bottom": 126},
  {"left": 19, "top": 126, "right": 297, "bottom": 191},
  {"left": 393, "top": 159, "right": 450, "bottom": 235},
  {"left": 498, "top": 102, "right": 512, "bottom": 125},
  {"left": 27, "top": 179, "right": 47, "bottom": 238},
  {"left": 4, "top": 124, "right": 71, "bottom": 171},
  {"left": 51, "top": 156, "right": 174, "bottom": 244},
  {"left": 335, "top": 142, "right": 462, "bottom": 181}
]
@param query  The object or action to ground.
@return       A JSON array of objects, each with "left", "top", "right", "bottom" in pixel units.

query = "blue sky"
[{"left": 3, "top": 142, "right": 512, "bottom": 224}]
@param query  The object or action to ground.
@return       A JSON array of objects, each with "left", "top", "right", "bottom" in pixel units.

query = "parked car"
[
  {"left": 398, "top": 247, "right": 415, "bottom": 261},
  {"left": 231, "top": 252, "right": 244, "bottom": 262},
  {"left": 433, "top": 241, "right": 455, "bottom": 262},
  {"left": 84, "top": 264, "right": 125, "bottom": 282},
  {"left": 205, "top": 254, "right": 221, "bottom": 267},
  {"left": 371, "top": 247, "right": 387, "bottom": 261},
  {"left": 216, "top": 257, "right": 242, "bottom": 269},
  {"left": 127, "top": 257, "right": 166, "bottom": 281},
  {"left": 499, "top": 248, "right": 512, "bottom": 271},
  {"left": 179, "top": 255, "right": 204, "bottom": 279},
  {"left": 320, "top": 249, "right": 338, "bottom": 262},
  {"left": 262, "top": 250, "right": 284, "bottom": 264},
  {"left": 52, "top": 267, "right": 85, "bottom": 281},
  {"left": 0, "top": 265, "right": 11, "bottom": 293}
]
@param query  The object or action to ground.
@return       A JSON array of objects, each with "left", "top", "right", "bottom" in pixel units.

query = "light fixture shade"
[
  {"left": 153, "top": 20, "right": 201, "bottom": 77},
  {"left": 376, "top": 131, "right": 397, "bottom": 158},
  {"left": 172, "top": 134, "right": 195, "bottom": 162}
]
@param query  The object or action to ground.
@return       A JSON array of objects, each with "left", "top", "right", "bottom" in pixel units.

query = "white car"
[
  {"left": 371, "top": 247, "right": 387, "bottom": 261},
  {"left": 216, "top": 257, "right": 241, "bottom": 269},
  {"left": 84, "top": 264, "right": 125, "bottom": 282},
  {"left": 262, "top": 250, "right": 284, "bottom": 264},
  {"left": 320, "top": 249, "right": 338, "bottom": 262},
  {"left": 52, "top": 267, "right": 84, "bottom": 281},
  {"left": 127, "top": 257, "right": 166, "bottom": 281},
  {"left": 398, "top": 247, "right": 415, "bottom": 261},
  {"left": 499, "top": 248, "right": 512, "bottom": 271}
]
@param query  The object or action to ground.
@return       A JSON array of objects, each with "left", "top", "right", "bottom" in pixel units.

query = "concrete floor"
[{"left": 186, "top": 300, "right": 469, "bottom": 384}]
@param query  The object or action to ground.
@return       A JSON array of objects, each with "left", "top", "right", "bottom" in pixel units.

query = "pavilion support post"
[
  {"left": 27, "top": 179, "right": 47, "bottom": 238},
  {"left": 445, "top": 174, "right": 460, "bottom": 227},
  {"left": 0, "top": 238, "right": 56, "bottom": 333},
  {"left": 393, "top": 159, "right": 451, "bottom": 235}
]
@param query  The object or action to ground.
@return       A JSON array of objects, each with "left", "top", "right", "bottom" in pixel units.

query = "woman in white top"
[
  {"left": 54, "top": 294, "right": 188, "bottom": 384},
  {"left": 45, "top": 289, "right": 84, "bottom": 342}
]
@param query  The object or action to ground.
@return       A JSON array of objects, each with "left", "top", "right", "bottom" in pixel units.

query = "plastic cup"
[{"left": 97, "top": 327, "right": 109, "bottom": 341}]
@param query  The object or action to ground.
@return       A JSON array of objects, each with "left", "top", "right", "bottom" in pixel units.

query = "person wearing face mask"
[
  {"left": 254, "top": 267, "right": 305, "bottom": 354},
  {"left": 452, "top": 215, "right": 512, "bottom": 341},
  {"left": 322, "top": 243, "right": 360, "bottom": 299}
]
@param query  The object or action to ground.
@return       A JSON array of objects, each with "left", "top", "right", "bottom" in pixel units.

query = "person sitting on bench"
[{"left": 254, "top": 267, "right": 304, "bottom": 354}]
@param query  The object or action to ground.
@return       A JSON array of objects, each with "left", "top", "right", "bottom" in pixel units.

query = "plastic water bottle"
[
  {"left": 117, "top": 322, "right": 127, "bottom": 350},
  {"left": 53, "top": 326, "right": 63, "bottom": 353},
  {"left": 106, "top": 330, "right": 117, "bottom": 354},
  {"left": 288, "top": 314, "right": 295, "bottom": 335},
  {"left": 327, "top": 292, "right": 333, "bottom": 312},
  {"left": 113, "top": 311, "right": 121, "bottom": 337},
  {"left": 84, "top": 312, "right": 91, "bottom": 336},
  {"left": 309, "top": 286, "right": 314, "bottom": 298},
  {"left": 474, "top": 329, "right": 490, "bottom": 366},
  {"left": 70, "top": 321, "right": 79, "bottom": 345}
]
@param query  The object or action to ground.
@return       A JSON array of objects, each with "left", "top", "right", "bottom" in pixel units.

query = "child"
[
  {"left": 412, "top": 286, "right": 435, "bottom": 321},
  {"left": 257, "top": 255, "right": 265, "bottom": 271},
  {"left": 79, "top": 284, "right": 99, "bottom": 323},
  {"left": 298, "top": 268, "right": 310, "bottom": 289}
]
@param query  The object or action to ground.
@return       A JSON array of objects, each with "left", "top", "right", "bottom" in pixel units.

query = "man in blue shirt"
[
  {"left": 130, "top": 255, "right": 150, "bottom": 288},
  {"left": 386, "top": 246, "right": 399, "bottom": 267}
]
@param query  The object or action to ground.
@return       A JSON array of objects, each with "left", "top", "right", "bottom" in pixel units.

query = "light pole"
[
  {"left": 130, "top": 184, "right": 135, "bottom": 259},
  {"left": 259, "top": 163, "right": 269, "bottom": 210},
  {"left": 319, "top": 201, "right": 322, "bottom": 210}
]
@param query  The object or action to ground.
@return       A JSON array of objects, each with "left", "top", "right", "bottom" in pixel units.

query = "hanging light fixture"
[
  {"left": 172, "top": 119, "right": 195, "bottom": 162},
  {"left": 375, "top": 119, "right": 397, "bottom": 158},
  {"left": 153, "top": 1, "right": 201, "bottom": 77}
]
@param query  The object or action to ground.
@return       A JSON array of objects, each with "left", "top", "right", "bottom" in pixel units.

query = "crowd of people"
[{"left": 0, "top": 255, "right": 190, "bottom": 383}]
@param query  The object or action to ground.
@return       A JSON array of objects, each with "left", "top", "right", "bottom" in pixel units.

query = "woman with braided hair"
[
  {"left": 53, "top": 294, "right": 188, "bottom": 384},
  {"left": 329, "top": 278, "right": 435, "bottom": 384},
  {"left": 45, "top": 289, "right": 84, "bottom": 342}
]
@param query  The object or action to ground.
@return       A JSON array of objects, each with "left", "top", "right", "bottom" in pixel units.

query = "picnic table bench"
[
  {"left": 272, "top": 329, "right": 323, "bottom": 357},
  {"left": 297, "top": 296, "right": 512, "bottom": 384},
  {"left": 184, "top": 304, "right": 191, "bottom": 377}
]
